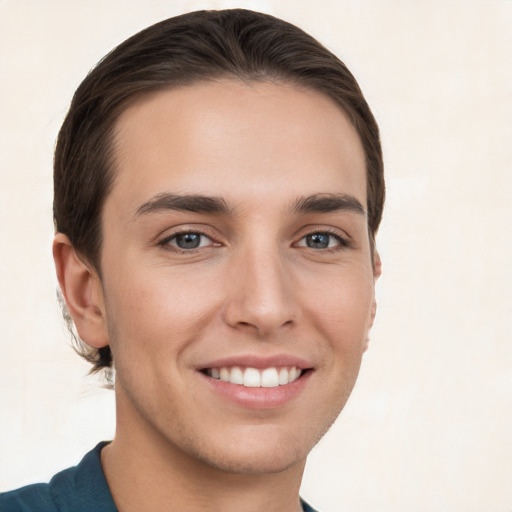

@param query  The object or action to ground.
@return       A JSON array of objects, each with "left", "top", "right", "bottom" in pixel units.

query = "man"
[{"left": 0, "top": 9, "right": 384, "bottom": 512}]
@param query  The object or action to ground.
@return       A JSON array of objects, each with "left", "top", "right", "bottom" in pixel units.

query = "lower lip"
[{"left": 199, "top": 370, "right": 312, "bottom": 409}]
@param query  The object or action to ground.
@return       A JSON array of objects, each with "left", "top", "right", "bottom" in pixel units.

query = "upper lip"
[{"left": 197, "top": 354, "right": 314, "bottom": 371}]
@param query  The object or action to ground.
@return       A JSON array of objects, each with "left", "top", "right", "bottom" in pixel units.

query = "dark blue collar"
[{"left": 49, "top": 441, "right": 117, "bottom": 512}]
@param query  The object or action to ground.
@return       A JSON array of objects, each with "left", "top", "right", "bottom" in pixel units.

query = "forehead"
[{"left": 109, "top": 80, "right": 366, "bottom": 214}]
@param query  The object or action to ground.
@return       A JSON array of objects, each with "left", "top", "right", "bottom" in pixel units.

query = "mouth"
[
  {"left": 197, "top": 355, "right": 314, "bottom": 408},
  {"left": 201, "top": 365, "right": 307, "bottom": 388}
]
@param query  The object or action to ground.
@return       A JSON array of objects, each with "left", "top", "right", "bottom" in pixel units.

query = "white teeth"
[
  {"left": 229, "top": 366, "right": 244, "bottom": 385},
  {"left": 289, "top": 367, "right": 301, "bottom": 383},
  {"left": 207, "top": 365, "right": 303, "bottom": 388},
  {"left": 278, "top": 367, "right": 289, "bottom": 385},
  {"left": 219, "top": 367, "right": 230, "bottom": 382},
  {"left": 261, "top": 368, "right": 279, "bottom": 387},
  {"left": 243, "top": 367, "right": 261, "bottom": 387}
]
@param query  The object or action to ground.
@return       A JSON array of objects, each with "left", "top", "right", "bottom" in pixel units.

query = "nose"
[{"left": 222, "top": 244, "right": 296, "bottom": 337}]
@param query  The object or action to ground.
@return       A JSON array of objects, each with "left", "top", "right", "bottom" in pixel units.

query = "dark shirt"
[
  {"left": 0, "top": 443, "right": 319, "bottom": 511},
  {"left": 0, "top": 442, "right": 116, "bottom": 512}
]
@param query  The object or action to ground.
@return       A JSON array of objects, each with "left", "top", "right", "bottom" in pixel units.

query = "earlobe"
[
  {"left": 373, "top": 250, "right": 382, "bottom": 281},
  {"left": 52, "top": 233, "right": 109, "bottom": 348},
  {"left": 363, "top": 299, "right": 377, "bottom": 353},
  {"left": 365, "top": 251, "right": 381, "bottom": 353}
]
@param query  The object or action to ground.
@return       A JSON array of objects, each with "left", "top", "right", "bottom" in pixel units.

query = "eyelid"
[
  {"left": 296, "top": 233, "right": 345, "bottom": 247},
  {"left": 164, "top": 232, "right": 212, "bottom": 247},
  {"left": 296, "top": 225, "right": 351, "bottom": 241},
  {"left": 156, "top": 224, "right": 352, "bottom": 253},
  {"left": 158, "top": 226, "right": 222, "bottom": 252}
]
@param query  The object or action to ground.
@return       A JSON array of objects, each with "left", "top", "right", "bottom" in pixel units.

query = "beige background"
[{"left": 0, "top": 1, "right": 511, "bottom": 510}]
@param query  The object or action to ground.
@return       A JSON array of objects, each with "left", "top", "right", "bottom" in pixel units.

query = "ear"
[
  {"left": 53, "top": 233, "right": 109, "bottom": 348},
  {"left": 364, "top": 250, "right": 382, "bottom": 352},
  {"left": 373, "top": 249, "right": 382, "bottom": 281}
]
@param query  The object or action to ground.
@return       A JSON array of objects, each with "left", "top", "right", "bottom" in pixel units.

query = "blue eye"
[
  {"left": 164, "top": 232, "right": 213, "bottom": 250},
  {"left": 297, "top": 232, "right": 344, "bottom": 249},
  {"left": 306, "top": 233, "right": 330, "bottom": 249}
]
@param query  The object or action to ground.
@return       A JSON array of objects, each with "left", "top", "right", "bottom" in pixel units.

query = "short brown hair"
[{"left": 54, "top": 8, "right": 385, "bottom": 376}]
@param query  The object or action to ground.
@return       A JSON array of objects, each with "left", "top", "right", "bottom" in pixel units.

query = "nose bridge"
[{"left": 223, "top": 235, "right": 295, "bottom": 335}]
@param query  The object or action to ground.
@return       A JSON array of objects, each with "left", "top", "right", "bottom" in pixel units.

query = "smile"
[{"left": 205, "top": 366, "right": 303, "bottom": 388}]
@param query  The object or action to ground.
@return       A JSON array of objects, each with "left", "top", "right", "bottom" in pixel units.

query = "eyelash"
[
  {"left": 295, "top": 229, "right": 350, "bottom": 252},
  {"left": 158, "top": 229, "right": 219, "bottom": 254},
  {"left": 158, "top": 228, "right": 350, "bottom": 254}
]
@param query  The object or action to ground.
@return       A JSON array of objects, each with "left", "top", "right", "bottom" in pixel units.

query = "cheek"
[
  {"left": 102, "top": 264, "right": 221, "bottom": 359},
  {"left": 310, "top": 273, "right": 374, "bottom": 401},
  {"left": 304, "top": 267, "right": 375, "bottom": 342}
]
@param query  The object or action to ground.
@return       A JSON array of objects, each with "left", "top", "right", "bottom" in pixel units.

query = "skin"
[{"left": 54, "top": 80, "right": 380, "bottom": 512}]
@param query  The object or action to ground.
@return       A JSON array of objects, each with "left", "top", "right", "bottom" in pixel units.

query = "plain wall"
[{"left": 0, "top": 1, "right": 511, "bottom": 510}]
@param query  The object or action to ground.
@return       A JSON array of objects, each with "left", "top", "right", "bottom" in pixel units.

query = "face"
[{"left": 97, "top": 80, "right": 377, "bottom": 474}]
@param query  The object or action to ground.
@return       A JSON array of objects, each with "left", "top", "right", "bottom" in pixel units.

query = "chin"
[
  {"left": 173, "top": 422, "right": 320, "bottom": 476},
  {"left": 196, "top": 444, "right": 307, "bottom": 476},
  {"left": 204, "top": 407, "right": 346, "bottom": 475}
]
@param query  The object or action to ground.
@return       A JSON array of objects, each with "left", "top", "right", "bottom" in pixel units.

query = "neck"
[{"left": 101, "top": 390, "right": 306, "bottom": 512}]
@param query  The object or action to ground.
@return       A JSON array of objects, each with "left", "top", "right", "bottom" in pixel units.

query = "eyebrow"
[
  {"left": 133, "top": 191, "right": 365, "bottom": 220},
  {"left": 134, "top": 193, "right": 231, "bottom": 219},
  {"left": 291, "top": 193, "right": 366, "bottom": 216}
]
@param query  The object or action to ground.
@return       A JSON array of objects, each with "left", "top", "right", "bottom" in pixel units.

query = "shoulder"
[
  {"left": 301, "top": 498, "right": 321, "bottom": 512},
  {"left": 0, "top": 483, "right": 57, "bottom": 512},
  {"left": 0, "top": 442, "right": 116, "bottom": 512}
]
